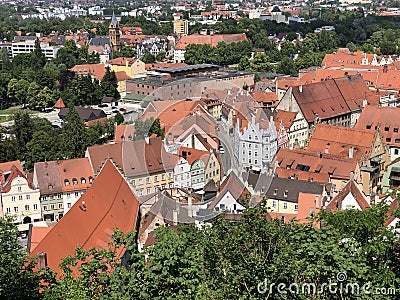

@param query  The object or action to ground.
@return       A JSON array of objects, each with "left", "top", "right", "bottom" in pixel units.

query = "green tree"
[
  {"left": 0, "top": 216, "right": 44, "bottom": 299},
  {"left": 12, "top": 109, "right": 33, "bottom": 158},
  {"left": 60, "top": 106, "right": 88, "bottom": 158},
  {"left": 114, "top": 112, "right": 124, "bottom": 125},
  {"left": 31, "top": 38, "right": 46, "bottom": 68},
  {"left": 100, "top": 67, "right": 120, "bottom": 100},
  {"left": 142, "top": 51, "right": 156, "bottom": 64},
  {"left": 134, "top": 117, "right": 164, "bottom": 140},
  {"left": 25, "top": 130, "right": 59, "bottom": 171}
]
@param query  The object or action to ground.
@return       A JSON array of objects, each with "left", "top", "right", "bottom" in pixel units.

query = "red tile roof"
[
  {"left": 275, "top": 167, "right": 330, "bottom": 184},
  {"left": 179, "top": 147, "right": 210, "bottom": 165},
  {"left": 114, "top": 124, "right": 135, "bottom": 142},
  {"left": 29, "top": 226, "right": 52, "bottom": 252},
  {"left": 30, "top": 159, "right": 140, "bottom": 275},
  {"left": 274, "top": 110, "right": 297, "bottom": 131},
  {"left": 53, "top": 98, "right": 65, "bottom": 109},
  {"left": 34, "top": 158, "right": 94, "bottom": 195},
  {"left": 70, "top": 64, "right": 107, "bottom": 81},
  {"left": 326, "top": 180, "right": 369, "bottom": 211},
  {"left": 307, "top": 124, "right": 375, "bottom": 161},
  {"left": 274, "top": 148, "right": 358, "bottom": 180},
  {"left": 354, "top": 105, "right": 400, "bottom": 148},
  {"left": 175, "top": 33, "right": 247, "bottom": 50},
  {"left": 145, "top": 62, "right": 188, "bottom": 71}
]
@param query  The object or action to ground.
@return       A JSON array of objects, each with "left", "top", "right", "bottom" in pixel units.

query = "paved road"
[{"left": 217, "top": 121, "right": 237, "bottom": 176}]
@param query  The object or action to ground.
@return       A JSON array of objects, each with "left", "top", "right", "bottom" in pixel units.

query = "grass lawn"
[
  {"left": 0, "top": 106, "right": 39, "bottom": 115},
  {"left": 0, "top": 115, "right": 11, "bottom": 123}
]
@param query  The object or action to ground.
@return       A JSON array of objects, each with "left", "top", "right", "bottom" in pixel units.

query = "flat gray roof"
[{"left": 155, "top": 64, "right": 219, "bottom": 73}]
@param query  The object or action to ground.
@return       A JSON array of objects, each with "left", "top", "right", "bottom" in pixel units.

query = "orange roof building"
[
  {"left": 53, "top": 98, "right": 65, "bottom": 109},
  {"left": 354, "top": 105, "right": 400, "bottom": 160},
  {"left": 30, "top": 159, "right": 140, "bottom": 275}
]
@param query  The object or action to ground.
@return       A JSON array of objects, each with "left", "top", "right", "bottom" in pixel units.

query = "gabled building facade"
[{"left": 234, "top": 109, "right": 278, "bottom": 173}]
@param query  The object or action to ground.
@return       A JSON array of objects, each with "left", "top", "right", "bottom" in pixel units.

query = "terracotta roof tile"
[
  {"left": 307, "top": 124, "right": 374, "bottom": 160},
  {"left": 326, "top": 180, "right": 369, "bottom": 211},
  {"left": 354, "top": 105, "right": 400, "bottom": 147},
  {"left": 175, "top": 33, "right": 247, "bottom": 50},
  {"left": 30, "top": 160, "right": 140, "bottom": 275},
  {"left": 274, "top": 148, "right": 358, "bottom": 180}
]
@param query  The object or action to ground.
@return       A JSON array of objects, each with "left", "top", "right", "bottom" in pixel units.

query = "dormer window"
[
  {"left": 64, "top": 179, "right": 70, "bottom": 186},
  {"left": 72, "top": 178, "right": 78, "bottom": 185},
  {"left": 81, "top": 177, "right": 86, "bottom": 184},
  {"left": 274, "top": 189, "right": 278, "bottom": 195},
  {"left": 89, "top": 176, "right": 94, "bottom": 183},
  {"left": 284, "top": 190, "right": 288, "bottom": 197}
]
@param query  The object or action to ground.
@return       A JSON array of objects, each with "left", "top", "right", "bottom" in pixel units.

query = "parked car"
[
  {"left": 98, "top": 104, "right": 108, "bottom": 108},
  {"left": 119, "top": 108, "right": 127, "bottom": 112}
]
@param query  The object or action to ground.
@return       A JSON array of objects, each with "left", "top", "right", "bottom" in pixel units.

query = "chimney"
[
  {"left": 315, "top": 195, "right": 320, "bottom": 209},
  {"left": 299, "top": 85, "right": 303, "bottom": 93},
  {"left": 187, "top": 195, "right": 192, "bottom": 217},
  {"left": 349, "top": 147, "right": 354, "bottom": 159},
  {"left": 383, "top": 65, "right": 388, "bottom": 73},
  {"left": 38, "top": 252, "right": 47, "bottom": 269},
  {"left": 324, "top": 144, "right": 329, "bottom": 154},
  {"left": 172, "top": 210, "right": 178, "bottom": 225},
  {"left": 350, "top": 171, "right": 355, "bottom": 181}
]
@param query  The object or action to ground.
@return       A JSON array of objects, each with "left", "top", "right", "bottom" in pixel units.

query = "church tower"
[{"left": 109, "top": 11, "right": 121, "bottom": 52}]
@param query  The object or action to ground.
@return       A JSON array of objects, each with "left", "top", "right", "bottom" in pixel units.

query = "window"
[
  {"left": 255, "top": 152, "right": 258, "bottom": 157},
  {"left": 294, "top": 204, "right": 298, "bottom": 211},
  {"left": 385, "top": 127, "right": 390, "bottom": 131},
  {"left": 67, "top": 203, "right": 71, "bottom": 208},
  {"left": 58, "top": 203, "right": 63, "bottom": 209},
  {"left": 50, "top": 204, "right": 55, "bottom": 210},
  {"left": 81, "top": 177, "right": 86, "bottom": 184},
  {"left": 72, "top": 178, "right": 78, "bottom": 185},
  {"left": 139, "top": 189, "right": 143, "bottom": 197},
  {"left": 273, "top": 189, "right": 278, "bottom": 196},
  {"left": 284, "top": 190, "right": 288, "bottom": 198},
  {"left": 283, "top": 202, "right": 288, "bottom": 209},
  {"left": 67, "top": 193, "right": 71, "bottom": 198},
  {"left": 74, "top": 192, "right": 79, "bottom": 197},
  {"left": 33, "top": 204, "right": 38, "bottom": 210},
  {"left": 272, "top": 200, "right": 277, "bottom": 208},
  {"left": 138, "top": 178, "right": 143, "bottom": 185},
  {"left": 57, "top": 194, "right": 62, "bottom": 199},
  {"left": 394, "top": 128, "right": 399, "bottom": 133},
  {"left": 132, "top": 179, "right": 136, "bottom": 186},
  {"left": 25, "top": 205, "right": 29, "bottom": 211},
  {"left": 26, "top": 194, "right": 30, "bottom": 200},
  {"left": 64, "top": 179, "right": 70, "bottom": 186},
  {"left": 14, "top": 207, "right": 19, "bottom": 213},
  {"left": 395, "top": 149, "right": 399, "bottom": 155},
  {"left": 146, "top": 177, "right": 150, "bottom": 184},
  {"left": 19, "top": 195, "right": 23, "bottom": 201},
  {"left": 154, "top": 175, "right": 158, "bottom": 182},
  {"left": 89, "top": 176, "right": 94, "bottom": 183},
  {"left": 18, "top": 186, "right": 22, "bottom": 192},
  {"left": 147, "top": 188, "right": 151, "bottom": 194},
  {"left": 11, "top": 196, "right": 15, "bottom": 202},
  {"left": 42, "top": 196, "right": 46, "bottom": 200},
  {"left": 386, "top": 138, "right": 391, "bottom": 142},
  {"left": 6, "top": 207, "right": 11, "bottom": 213}
]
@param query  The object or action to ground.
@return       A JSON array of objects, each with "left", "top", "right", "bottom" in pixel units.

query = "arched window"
[
  {"left": 81, "top": 177, "right": 86, "bottom": 184},
  {"left": 72, "top": 178, "right": 78, "bottom": 185},
  {"left": 89, "top": 176, "right": 94, "bottom": 183},
  {"left": 64, "top": 179, "right": 70, "bottom": 186}
]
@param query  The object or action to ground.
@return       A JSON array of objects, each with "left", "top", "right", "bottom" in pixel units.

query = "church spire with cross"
[{"left": 109, "top": 10, "right": 121, "bottom": 52}]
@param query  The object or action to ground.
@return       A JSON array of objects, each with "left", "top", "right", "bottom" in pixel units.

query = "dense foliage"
[
  {"left": 2, "top": 199, "right": 398, "bottom": 299},
  {"left": 0, "top": 109, "right": 115, "bottom": 171}
]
